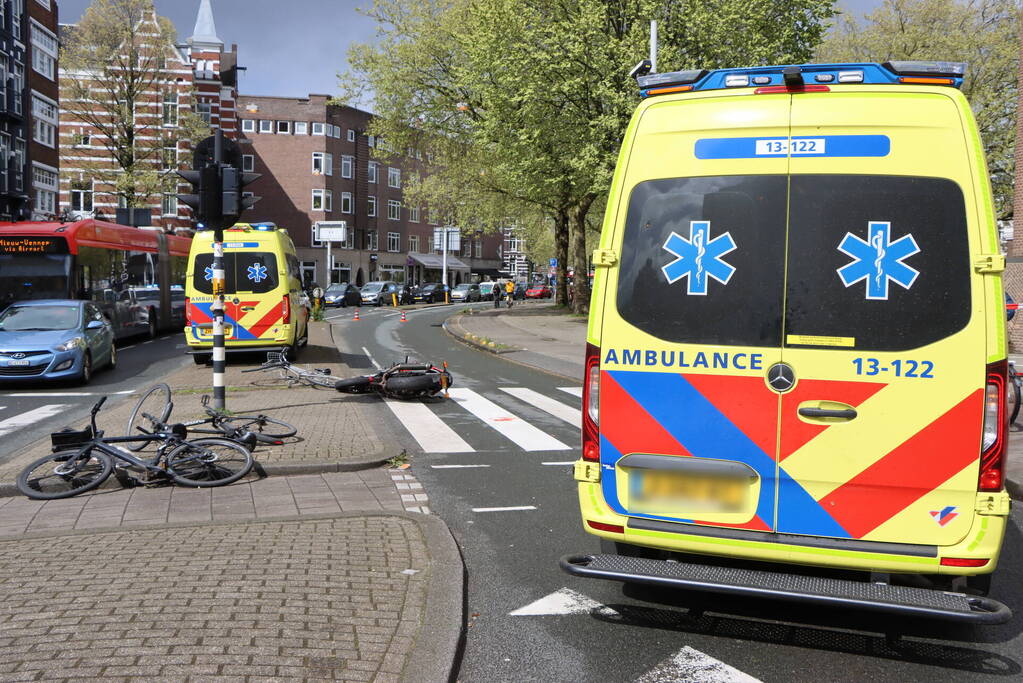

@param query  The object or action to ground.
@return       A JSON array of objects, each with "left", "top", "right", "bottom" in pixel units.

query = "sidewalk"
[
  {"left": 451, "top": 303, "right": 1023, "bottom": 502},
  {"left": 0, "top": 321, "right": 465, "bottom": 682}
]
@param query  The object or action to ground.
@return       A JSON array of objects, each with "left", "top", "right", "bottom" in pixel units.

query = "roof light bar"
[
  {"left": 883, "top": 60, "right": 966, "bottom": 78},
  {"left": 637, "top": 69, "right": 707, "bottom": 91}
]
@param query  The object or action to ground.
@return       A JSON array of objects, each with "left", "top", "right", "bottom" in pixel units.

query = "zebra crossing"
[
  {"left": 0, "top": 404, "right": 69, "bottom": 438},
  {"left": 384, "top": 385, "right": 582, "bottom": 454}
]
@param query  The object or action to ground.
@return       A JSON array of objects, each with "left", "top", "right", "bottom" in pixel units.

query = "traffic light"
[
  {"left": 221, "top": 166, "right": 261, "bottom": 225},
  {"left": 176, "top": 165, "right": 222, "bottom": 229}
]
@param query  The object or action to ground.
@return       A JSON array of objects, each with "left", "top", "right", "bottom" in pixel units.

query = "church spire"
[{"left": 189, "top": 0, "right": 222, "bottom": 47}]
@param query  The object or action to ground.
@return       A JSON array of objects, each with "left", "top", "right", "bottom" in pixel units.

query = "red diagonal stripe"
[
  {"left": 684, "top": 374, "right": 779, "bottom": 459},
  {"left": 601, "top": 371, "right": 690, "bottom": 457},
  {"left": 779, "top": 379, "right": 887, "bottom": 460},
  {"left": 247, "top": 304, "right": 283, "bottom": 339},
  {"left": 189, "top": 303, "right": 212, "bottom": 324},
  {"left": 818, "top": 389, "right": 983, "bottom": 538}
]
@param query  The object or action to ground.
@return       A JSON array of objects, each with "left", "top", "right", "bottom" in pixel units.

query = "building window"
[
  {"left": 32, "top": 164, "right": 57, "bottom": 216},
  {"left": 387, "top": 200, "right": 401, "bottom": 221},
  {"left": 475, "top": 240, "right": 482, "bottom": 258},
  {"left": 34, "top": 0, "right": 51, "bottom": 8},
  {"left": 462, "top": 241, "right": 471, "bottom": 258},
  {"left": 368, "top": 162, "right": 377, "bottom": 184},
  {"left": 162, "top": 143, "right": 176, "bottom": 169},
  {"left": 70, "top": 187, "right": 93, "bottom": 213},
  {"left": 409, "top": 235, "right": 419, "bottom": 253},
  {"left": 387, "top": 232, "right": 400, "bottom": 252},
  {"left": 311, "top": 122, "right": 324, "bottom": 135},
  {"left": 367, "top": 231, "right": 378, "bottom": 250},
  {"left": 341, "top": 155, "right": 353, "bottom": 179},
  {"left": 312, "top": 189, "right": 332, "bottom": 212},
  {"left": 341, "top": 192, "right": 353, "bottom": 214},
  {"left": 13, "top": 139, "right": 24, "bottom": 190},
  {"left": 241, "top": 119, "right": 255, "bottom": 133},
  {"left": 258, "top": 119, "right": 272, "bottom": 133},
  {"left": 242, "top": 154, "right": 254, "bottom": 172},
  {"left": 294, "top": 121, "right": 307, "bottom": 135},
  {"left": 162, "top": 194, "right": 177, "bottom": 216},
  {"left": 367, "top": 196, "right": 376, "bottom": 217},
  {"left": 162, "top": 91, "right": 178, "bottom": 126},
  {"left": 31, "top": 93, "right": 56, "bottom": 147},
  {"left": 30, "top": 22, "right": 57, "bottom": 80},
  {"left": 12, "top": 63, "right": 23, "bottom": 114},
  {"left": 388, "top": 167, "right": 401, "bottom": 188},
  {"left": 409, "top": 206, "right": 419, "bottom": 223},
  {"left": 195, "top": 101, "right": 212, "bottom": 124},
  {"left": 77, "top": 130, "right": 91, "bottom": 146},
  {"left": 311, "top": 152, "right": 332, "bottom": 176},
  {"left": 331, "top": 125, "right": 341, "bottom": 138},
  {"left": 368, "top": 135, "right": 375, "bottom": 148},
  {"left": 347, "top": 129, "right": 355, "bottom": 142},
  {"left": 277, "top": 120, "right": 290, "bottom": 134}
]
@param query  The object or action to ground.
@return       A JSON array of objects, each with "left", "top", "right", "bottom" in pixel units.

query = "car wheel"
[
  {"left": 80, "top": 352, "right": 93, "bottom": 385},
  {"left": 108, "top": 343, "right": 117, "bottom": 370},
  {"left": 193, "top": 353, "right": 210, "bottom": 366}
]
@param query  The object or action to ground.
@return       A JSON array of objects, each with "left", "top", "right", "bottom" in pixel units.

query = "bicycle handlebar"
[{"left": 91, "top": 396, "right": 107, "bottom": 414}]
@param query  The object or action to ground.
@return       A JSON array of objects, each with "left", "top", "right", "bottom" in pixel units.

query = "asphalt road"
[
  {"left": 330, "top": 303, "right": 1023, "bottom": 683},
  {"left": 0, "top": 333, "right": 189, "bottom": 465}
]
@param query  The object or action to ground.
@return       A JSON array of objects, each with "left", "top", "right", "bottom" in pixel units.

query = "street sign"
[
  {"left": 550, "top": 258, "right": 558, "bottom": 268},
  {"left": 433, "top": 226, "right": 460, "bottom": 251},
  {"left": 315, "top": 221, "right": 347, "bottom": 242}
]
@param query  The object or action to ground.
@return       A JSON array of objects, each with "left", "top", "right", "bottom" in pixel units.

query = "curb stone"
[{"left": 442, "top": 315, "right": 519, "bottom": 355}]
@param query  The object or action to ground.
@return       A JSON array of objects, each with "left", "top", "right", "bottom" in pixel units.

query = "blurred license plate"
[
  {"left": 199, "top": 325, "right": 233, "bottom": 337},
  {"left": 631, "top": 469, "right": 746, "bottom": 513},
  {"left": 8, "top": 359, "right": 30, "bottom": 366}
]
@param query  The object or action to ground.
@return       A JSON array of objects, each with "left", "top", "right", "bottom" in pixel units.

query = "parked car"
[
  {"left": 0, "top": 299, "right": 115, "bottom": 384},
  {"left": 360, "top": 281, "right": 400, "bottom": 307},
  {"left": 324, "top": 283, "right": 361, "bottom": 308},
  {"left": 525, "top": 284, "right": 552, "bottom": 299},
  {"left": 478, "top": 282, "right": 496, "bottom": 301},
  {"left": 413, "top": 283, "right": 449, "bottom": 304},
  {"left": 451, "top": 283, "right": 481, "bottom": 303}
]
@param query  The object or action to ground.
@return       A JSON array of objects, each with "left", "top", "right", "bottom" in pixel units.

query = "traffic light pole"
[{"left": 210, "top": 130, "right": 227, "bottom": 412}]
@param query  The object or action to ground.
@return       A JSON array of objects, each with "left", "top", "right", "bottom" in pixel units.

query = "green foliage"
[{"left": 818, "top": 0, "right": 1018, "bottom": 219}]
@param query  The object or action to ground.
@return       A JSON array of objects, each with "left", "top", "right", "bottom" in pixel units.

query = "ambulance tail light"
[
  {"left": 979, "top": 359, "right": 1007, "bottom": 491},
  {"left": 940, "top": 557, "right": 989, "bottom": 568},
  {"left": 281, "top": 295, "right": 291, "bottom": 324},
  {"left": 582, "top": 342, "right": 600, "bottom": 462},
  {"left": 184, "top": 297, "right": 191, "bottom": 325}
]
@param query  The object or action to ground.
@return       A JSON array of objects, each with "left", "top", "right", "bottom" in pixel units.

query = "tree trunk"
[
  {"left": 569, "top": 196, "right": 596, "bottom": 315},
  {"left": 554, "top": 209, "right": 570, "bottom": 306}
]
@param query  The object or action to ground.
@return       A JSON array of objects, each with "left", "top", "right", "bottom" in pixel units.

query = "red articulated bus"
[{"left": 0, "top": 220, "right": 192, "bottom": 339}]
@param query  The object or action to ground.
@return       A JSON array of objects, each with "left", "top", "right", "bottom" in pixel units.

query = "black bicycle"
[
  {"left": 17, "top": 396, "right": 254, "bottom": 500},
  {"left": 126, "top": 383, "right": 297, "bottom": 450}
]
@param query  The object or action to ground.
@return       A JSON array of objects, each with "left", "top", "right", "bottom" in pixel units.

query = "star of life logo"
[
  {"left": 837, "top": 221, "right": 920, "bottom": 300},
  {"left": 247, "top": 263, "right": 268, "bottom": 283},
  {"left": 929, "top": 506, "right": 958, "bottom": 527},
  {"left": 661, "top": 220, "right": 737, "bottom": 296},
  {"left": 203, "top": 265, "right": 214, "bottom": 281}
]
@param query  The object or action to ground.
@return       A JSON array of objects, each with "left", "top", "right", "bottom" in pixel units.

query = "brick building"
[
  {"left": 237, "top": 93, "right": 505, "bottom": 288},
  {"left": 57, "top": 0, "right": 239, "bottom": 230},
  {"left": 0, "top": 0, "right": 59, "bottom": 221}
]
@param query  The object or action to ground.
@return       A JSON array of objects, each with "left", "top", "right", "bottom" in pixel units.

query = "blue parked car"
[{"left": 0, "top": 300, "right": 116, "bottom": 384}]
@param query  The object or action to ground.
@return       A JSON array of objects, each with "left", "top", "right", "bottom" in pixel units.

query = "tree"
[
  {"left": 60, "top": 0, "right": 210, "bottom": 212},
  {"left": 344, "top": 0, "right": 837, "bottom": 312},
  {"left": 818, "top": 0, "right": 1018, "bottom": 220}
]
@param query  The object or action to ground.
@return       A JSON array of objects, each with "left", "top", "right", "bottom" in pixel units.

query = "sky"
[{"left": 58, "top": 0, "right": 883, "bottom": 102}]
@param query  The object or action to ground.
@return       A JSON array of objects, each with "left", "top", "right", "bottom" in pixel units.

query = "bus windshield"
[{"left": 0, "top": 254, "right": 71, "bottom": 304}]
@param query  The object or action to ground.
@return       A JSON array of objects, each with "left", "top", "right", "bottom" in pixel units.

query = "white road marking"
[
  {"left": 361, "top": 346, "right": 382, "bottom": 370},
  {"left": 160, "top": 336, "right": 171, "bottom": 340},
  {"left": 3, "top": 391, "right": 134, "bottom": 397},
  {"left": 431, "top": 464, "right": 490, "bottom": 469},
  {"left": 500, "top": 387, "right": 580, "bottom": 427},
  {"left": 636, "top": 646, "right": 762, "bottom": 683},
  {"left": 0, "top": 404, "right": 69, "bottom": 437},
  {"left": 472, "top": 505, "right": 537, "bottom": 512},
  {"left": 558, "top": 386, "right": 583, "bottom": 397},
  {"left": 383, "top": 399, "right": 474, "bottom": 453},
  {"left": 542, "top": 461, "right": 575, "bottom": 466},
  {"left": 142, "top": 340, "right": 153, "bottom": 344},
  {"left": 447, "top": 388, "right": 571, "bottom": 451},
  {"left": 121, "top": 344, "right": 137, "bottom": 351},
  {"left": 509, "top": 588, "right": 618, "bottom": 617}
]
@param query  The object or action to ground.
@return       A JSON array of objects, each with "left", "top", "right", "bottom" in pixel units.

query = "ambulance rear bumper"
[
  {"left": 187, "top": 345, "right": 289, "bottom": 355},
  {"left": 560, "top": 553, "right": 1011, "bottom": 624}
]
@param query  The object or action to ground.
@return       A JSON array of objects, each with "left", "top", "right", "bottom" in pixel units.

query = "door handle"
[
  {"left": 241, "top": 306, "right": 256, "bottom": 311},
  {"left": 798, "top": 407, "right": 857, "bottom": 419}
]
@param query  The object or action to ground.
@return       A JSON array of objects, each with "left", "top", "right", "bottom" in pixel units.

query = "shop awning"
[{"left": 407, "top": 252, "right": 470, "bottom": 270}]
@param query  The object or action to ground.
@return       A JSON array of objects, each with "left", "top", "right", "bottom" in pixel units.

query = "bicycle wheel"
[
  {"left": 17, "top": 449, "right": 113, "bottom": 500},
  {"left": 126, "top": 383, "right": 173, "bottom": 452},
  {"left": 334, "top": 376, "right": 373, "bottom": 394},
  {"left": 1009, "top": 372, "right": 1021, "bottom": 425},
  {"left": 166, "top": 438, "right": 254, "bottom": 487},
  {"left": 218, "top": 415, "right": 297, "bottom": 438}
]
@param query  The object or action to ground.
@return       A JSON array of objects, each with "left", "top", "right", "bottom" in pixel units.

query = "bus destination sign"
[{"left": 0, "top": 237, "right": 67, "bottom": 254}]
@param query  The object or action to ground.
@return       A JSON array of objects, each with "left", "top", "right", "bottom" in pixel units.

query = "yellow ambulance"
[
  {"left": 563, "top": 62, "right": 1012, "bottom": 624},
  {"left": 184, "top": 223, "right": 309, "bottom": 363}
]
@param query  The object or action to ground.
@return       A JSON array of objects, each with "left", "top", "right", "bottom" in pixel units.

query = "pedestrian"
[
  {"left": 505, "top": 279, "right": 515, "bottom": 309},
  {"left": 494, "top": 280, "right": 503, "bottom": 309}
]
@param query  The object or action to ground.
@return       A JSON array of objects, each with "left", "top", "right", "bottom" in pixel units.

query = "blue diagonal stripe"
[{"left": 193, "top": 303, "right": 258, "bottom": 340}]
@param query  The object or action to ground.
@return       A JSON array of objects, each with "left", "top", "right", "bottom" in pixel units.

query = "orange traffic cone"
[
  {"left": 400, "top": 310, "right": 407, "bottom": 323},
  {"left": 353, "top": 308, "right": 361, "bottom": 321}
]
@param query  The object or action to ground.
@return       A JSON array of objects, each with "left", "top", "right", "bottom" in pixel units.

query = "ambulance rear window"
[
  {"left": 785, "top": 175, "right": 970, "bottom": 351},
  {"left": 616, "top": 175, "right": 788, "bottom": 347},
  {"left": 192, "top": 252, "right": 279, "bottom": 294}
]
